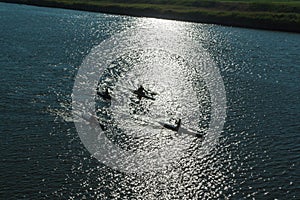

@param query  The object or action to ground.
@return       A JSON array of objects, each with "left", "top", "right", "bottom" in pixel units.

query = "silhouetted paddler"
[
  {"left": 133, "top": 85, "right": 155, "bottom": 100},
  {"left": 97, "top": 88, "right": 111, "bottom": 100},
  {"left": 163, "top": 119, "right": 181, "bottom": 132}
]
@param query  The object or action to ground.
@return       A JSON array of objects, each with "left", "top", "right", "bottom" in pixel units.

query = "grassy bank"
[{"left": 1, "top": 0, "right": 300, "bottom": 32}]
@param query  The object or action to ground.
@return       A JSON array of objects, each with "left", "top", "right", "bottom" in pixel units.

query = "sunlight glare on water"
[
  {"left": 70, "top": 17, "right": 228, "bottom": 198},
  {"left": 2, "top": 3, "right": 299, "bottom": 199}
]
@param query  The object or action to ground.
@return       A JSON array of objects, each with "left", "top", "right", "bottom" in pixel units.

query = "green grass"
[
  {"left": 2, "top": 0, "right": 300, "bottom": 32},
  {"left": 45, "top": 0, "right": 300, "bottom": 13}
]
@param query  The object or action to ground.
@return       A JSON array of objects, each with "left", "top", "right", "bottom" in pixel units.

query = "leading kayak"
[
  {"left": 132, "top": 85, "right": 156, "bottom": 100},
  {"left": 133, "top": 90, "right": 155, "bottom": 100}
]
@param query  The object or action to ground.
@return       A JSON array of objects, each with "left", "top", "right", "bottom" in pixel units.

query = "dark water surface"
[{"left": 0, "top": 2, "right": 299, "bottom": 199}]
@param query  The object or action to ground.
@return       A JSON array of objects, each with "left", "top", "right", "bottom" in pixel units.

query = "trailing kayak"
[{"left": 97, "top": 88, "right": 111, "bottom": 101}]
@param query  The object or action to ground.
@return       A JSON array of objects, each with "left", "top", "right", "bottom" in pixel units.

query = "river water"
[{"left": 0, "top": 2, "right": 299, "bottom": 199}]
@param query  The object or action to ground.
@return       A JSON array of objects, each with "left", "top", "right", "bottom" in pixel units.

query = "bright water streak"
[{"left": 0, "top": 2, "right": 299, "bottom": 199}]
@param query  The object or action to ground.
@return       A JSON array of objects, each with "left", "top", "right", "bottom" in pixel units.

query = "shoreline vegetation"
[{"left": 1, "top": 0, "right": 300, "bottom": 33}]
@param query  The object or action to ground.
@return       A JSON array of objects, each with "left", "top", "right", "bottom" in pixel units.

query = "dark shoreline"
[{"left": 1, "top": 0, "right": 300, "bottom": 33}]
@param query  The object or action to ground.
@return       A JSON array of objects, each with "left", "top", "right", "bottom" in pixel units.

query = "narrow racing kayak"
[
  {"left": 97, "top": 89, "right": 111, "bottom": 101},
  {"left": 132, "top": 90, "right": 155, "bottom": 100},
  {"left": 158, "top": 121, "right": 203, "bottom": 138}
]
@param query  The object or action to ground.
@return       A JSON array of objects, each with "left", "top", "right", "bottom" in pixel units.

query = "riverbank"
[{"left": 1, "top": 0, "right": 300, "bottom": 33}]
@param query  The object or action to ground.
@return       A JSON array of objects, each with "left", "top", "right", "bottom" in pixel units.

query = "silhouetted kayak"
[
  {"left": 132, "top": 90, "right": 156, "bottom": 100},
  {"left": 163, "top": 123, "right": 178, "bottom": 131},
  {"left": 97, "top": 91, "right": 111, "bottom": 101},
  {"left": 158, "top": 121, "right": 203, "bottom": 138}
]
